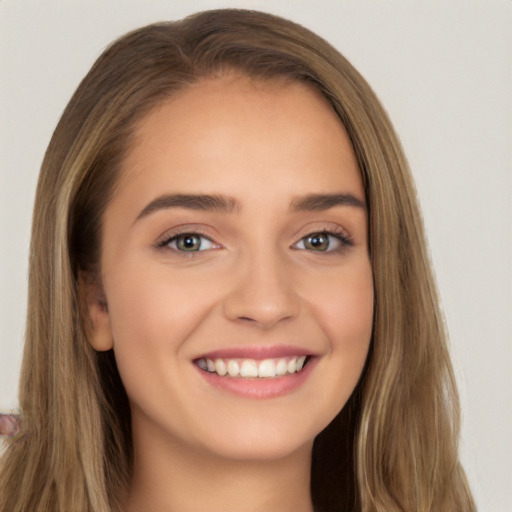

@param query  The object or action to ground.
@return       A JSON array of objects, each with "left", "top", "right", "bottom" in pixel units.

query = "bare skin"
[
  {"left": 0, "top": 414, "right": 20, "bottom": 437},
  {"left": 126, "top": 426, "right": 313, "bottom": 512},
  {"left": 85, "top": 74, "right": 373, "bottom": 511}
]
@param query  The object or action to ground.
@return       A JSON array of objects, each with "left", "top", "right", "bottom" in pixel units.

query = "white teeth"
[
  {"left": 197, "top": 356, "right": 309, "bottom": 378},
  {"left": 276, "top": 359, "right": 288, "bottom": 376},
  {"left": 215, "top": 359, "right": 227, "bottom": 376},
  {"left": 287, "top": 358, "right": 297, "bottom": 374},
  {"left": 258, "top": 359, "right": 276, "bottom": 378},
  {"left": 227, "top": 360, "right": 240, "bottom": 377},
  {"left": 240, "top": 359, "right": 258, "bottom": 377}
]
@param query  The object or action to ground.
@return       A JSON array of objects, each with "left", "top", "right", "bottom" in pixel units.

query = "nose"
[{"left": 222, "top": 248, "right": 300, "bottom": 329}]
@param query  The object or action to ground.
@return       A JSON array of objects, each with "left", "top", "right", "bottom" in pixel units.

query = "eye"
[
  {"left": 163, "top": 233, "right": 216, "bottom": 252},
  {"left": 293, "top": 231, "right": 351, "bottom": 252}
]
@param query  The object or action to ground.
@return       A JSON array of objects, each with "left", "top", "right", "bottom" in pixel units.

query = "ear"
[{"left": 78, "top": 272, "right": 114, "bottom": 352}]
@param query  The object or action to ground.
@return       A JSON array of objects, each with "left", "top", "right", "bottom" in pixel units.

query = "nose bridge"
[{"left": 223, "top": 241, "right": 300, "bottom": 327}]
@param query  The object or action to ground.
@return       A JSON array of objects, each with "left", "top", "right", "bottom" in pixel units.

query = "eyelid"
[
  {"left": 154, "top": 223, "right": 354, "bottom": 254},
  {"left": 169, "top": 234, "right": 215, "bottom": 251},
  {"left": 291, "top": 226, "right": 354, "bottom": 253},
  {"left": 155, "top": 228, "right": 221, "bottom": 252}
]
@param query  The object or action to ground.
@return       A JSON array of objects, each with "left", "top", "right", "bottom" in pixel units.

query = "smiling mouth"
[{"left": 195, "top": 356, "right": 310, "bottom": 379}]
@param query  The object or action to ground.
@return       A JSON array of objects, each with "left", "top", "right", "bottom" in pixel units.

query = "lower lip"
[{"left": 194, "top": 357, "right": 317, "bottom": 399}]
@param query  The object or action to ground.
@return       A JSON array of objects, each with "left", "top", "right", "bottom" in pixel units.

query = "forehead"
[{"left": 115, "top": 73, "right": 362, "bottom": 203}]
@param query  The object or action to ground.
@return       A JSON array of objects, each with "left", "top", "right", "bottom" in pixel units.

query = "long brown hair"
[{"left": 0, "top": 9, "right": 475, "bottom": 512}]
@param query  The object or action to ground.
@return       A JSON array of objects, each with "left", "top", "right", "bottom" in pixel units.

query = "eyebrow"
[
  {"left": 136, "top": 193, "right": 240, "bottom": 220},
  {"left": 290, "top": 193, "right": 366, "bottom": 211},
  {"left": 135, "top": 191, "right": 365, "bottom": 222}
]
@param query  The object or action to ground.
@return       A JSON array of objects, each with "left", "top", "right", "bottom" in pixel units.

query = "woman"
[{"left": 0, "top": 9, "right": 475, "bottom": 512}]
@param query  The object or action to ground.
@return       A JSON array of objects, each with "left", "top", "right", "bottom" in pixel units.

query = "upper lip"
[{"left": 194, "top": 344, "right": 317, "bottom": 360}]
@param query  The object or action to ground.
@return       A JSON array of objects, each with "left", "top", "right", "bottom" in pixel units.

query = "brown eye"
[
  {"left": 165, "top": 233, "right": 216, "bottom": 252},
  {"left": 293, "top": 231, "right": 349, "bottom": 253},
  {"left": 177, "top": 234, "right": 202, "bottom": 251},
  {"left": 304, "top": 233, "right": 330, "bottom": 251}
]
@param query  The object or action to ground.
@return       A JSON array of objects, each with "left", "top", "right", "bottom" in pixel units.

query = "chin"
[
  {"left": 190, "top": 408, "right": 334, "bottom": 463},
  {"left": 205, "top": 432, "right": 314, "bottom": 463}
]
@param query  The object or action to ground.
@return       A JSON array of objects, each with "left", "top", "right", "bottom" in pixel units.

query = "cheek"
[
  {"left": 308, "top": 260, "right": 374, "bottom": 349},
  {"left": 102, "top": 264, "right": 219, "bottom": 383},
  {"left": 101, "top": 263, "right": 227, "bottom": 441},
  {"left": 330, "top": 283, "right": 374, "bottom": 352},
  {"left": 304, "top": 260, "right": 373, "bottom": 399},
  {"left": 105, "top": 262, "right": 214, "bottom": 337}
]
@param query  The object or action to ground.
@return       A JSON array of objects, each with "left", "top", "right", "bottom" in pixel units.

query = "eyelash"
[
  {"left": 156, "top": 228, "right": 353, "bottom": 255},
  {"left": 156, "top": 230, "right": 218, "bottom": 253},
  {"left": 292, "top": 229, "right": 353, "bottom": 254}
]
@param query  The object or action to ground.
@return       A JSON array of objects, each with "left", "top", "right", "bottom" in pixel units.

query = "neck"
[{"left": 124, "top": 415, "right": 314, "bottom": 512}]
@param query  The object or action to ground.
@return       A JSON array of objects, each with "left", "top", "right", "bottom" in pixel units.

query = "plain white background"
[{"left": 1, "top": 1, "right": 511, "bottom": 510}]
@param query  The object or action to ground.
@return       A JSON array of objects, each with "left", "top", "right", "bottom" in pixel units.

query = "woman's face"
[{"left": 90, "top": 74, "right": 373, "bottom": 461}]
